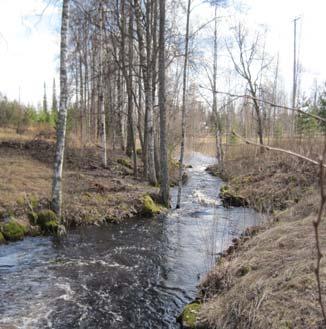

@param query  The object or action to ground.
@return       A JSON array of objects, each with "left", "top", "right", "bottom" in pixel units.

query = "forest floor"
[
  {"left": 0, "top": 130, "right": 175, "bottom": 243},
  {"left": 182, "top": 147, "right": 326, "bottom": 329}
]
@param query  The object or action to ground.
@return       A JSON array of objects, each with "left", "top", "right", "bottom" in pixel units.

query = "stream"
[{"left": 0, "top": 153, "right": 261, "bottom": 329}]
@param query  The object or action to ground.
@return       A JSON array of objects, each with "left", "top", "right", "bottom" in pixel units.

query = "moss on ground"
[
  {"left": 117, "top": 158, "right": 132, "bottom": 169},
  {"left": 29, "top": 225, "right": 41, "bottom": 237},
  {"left": 219, "top": 185, "right": 247, "bottom": 207},
  {"left": 236, "top": 264, "right": 251, "bottom": 277},
  {"left": 36, "top": 209, "right": 59, "bottom": 234},
  {"left": 37, "top": 209, "right": 58, "bottom": 225},
  {"left": 2, "top": 220, "right": 27, "bottom": 241},
  {"left": 0, "top": 231, "right": 6, "bottom": 244},
  {"left": 43, "top": 220, "right": 59, "bottom": 234},
  {"left": 141, "top": 194, "right": 162, "bottom": 217},
  {"left": 179, "top": 302, "right": 201, "bottom": 328},
  {"left": 28, "top": 211, "right": 38, "bottom": 225}
]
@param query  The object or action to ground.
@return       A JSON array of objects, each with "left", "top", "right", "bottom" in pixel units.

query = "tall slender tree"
[
  {"left": 228, "top": 24, "right": 267, "bottom": 150},
  {"left": 52, "top": 78, "right": 58, "bottom": 116},
  {"left": 134, "top": 0, "right": 157, "bottom": 185},
  {"left": 159, "top": 0, "right": 169, "bottom": 205},
  {"left": 98, "top": 0, "right": 107, "bottom": 167},
  {"left": 176, "top": 0, "right": 191, "bottom": 209},
  {"left": 43, "top": 82, "right": 49, "bottom": 121},
  {"left": 127, "top": 3, "right": 137, "bottom": 176},
  {"left": 51, "top": 0, "right": 70, "bottom": 217},
  {"left": 212, "top": 4, "right": 224, "bottom": 169}
]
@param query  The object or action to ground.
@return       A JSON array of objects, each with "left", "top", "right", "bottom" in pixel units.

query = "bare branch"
[
  {"left": 199, "top": 87, "right": 326, "bottom": 124},
  {"left": 232, "top": 130, "right": 326, "bottom": 168}
]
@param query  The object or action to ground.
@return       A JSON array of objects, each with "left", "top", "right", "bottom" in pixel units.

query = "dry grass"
[
  {"left": 0, "top": 130, "right": 157, "bottom": 226},
  {"left": 0, "top": 147, "right": 52, "bottom": 211},
  {"left": 197, "top": 135, "right": 325, "bottom": 329},
  {"left": 206, "top": 135, "right": 321, "bottom": 213},
  {"left": 0, "top": 125, "right": 56, "bottom": 142},
  {"left": 199, "top": 193, "right": 325, "bottom": 328}
]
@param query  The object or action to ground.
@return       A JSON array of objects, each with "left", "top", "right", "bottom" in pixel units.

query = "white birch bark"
[
  {"left": 51, "top": 0, "right": 70, "bottom": 217},
  {"left": 158, "top": 0, "right": 169, "bottom": 206},
  {"left": 98, "top": 0, "right": 107, "bottom": 167},
  {"left": 176, "top": 0, "right": 191, "bottom": 209}
]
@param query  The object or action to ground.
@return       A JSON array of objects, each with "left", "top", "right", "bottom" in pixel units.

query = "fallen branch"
[
  {"left": 232, "top": 131, "right": 326, "bottom": 168},
  {"left": 199, "top": 86, "right": 326, "bottom": 124}
]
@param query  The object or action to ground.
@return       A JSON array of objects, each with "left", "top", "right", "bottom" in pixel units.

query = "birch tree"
[
  {"left": 227, "top": 23, "right": 268, "bottom": 149},
  {"left": 134, "top": 0, "right": 157, "bottom": 185},
  {"left": 159, "top": 0, "right": 169, "bottom": 206},
  {"left": 98, "top": 0, "right": 107, "bottom": 167},
  {"left": 51, "top": 0, "right": 70, "bottom": 217},
  {"left": 176, "top": 0, "right": 191, "bottom": 209},
  {"left": 212, "top": 4, "right": 224, "bottom": 169}
]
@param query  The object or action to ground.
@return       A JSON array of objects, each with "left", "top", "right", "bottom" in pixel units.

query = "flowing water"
[{"left": 0, "top": 153, "right": 261, "bottom": 329}]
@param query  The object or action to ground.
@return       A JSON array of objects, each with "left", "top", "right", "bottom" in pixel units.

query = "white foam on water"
[
  {"left": 192, "top": 190, "right": 219, "bottom": 207},
  {"left": 0, "top": 299, "right": 54, "bottom": 329},
  {"left": 56, "top": 282, "right": 74, "bottom": 301}
]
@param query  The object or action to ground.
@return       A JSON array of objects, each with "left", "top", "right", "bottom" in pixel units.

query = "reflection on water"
[{"left": 0, "top": 152, "right": 261, "bottom": 329}]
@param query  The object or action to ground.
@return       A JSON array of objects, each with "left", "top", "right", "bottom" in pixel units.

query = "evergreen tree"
[
  {"left": 52, "top": 78, "right": 58, "bottom": 125},
  {"left": 43, "top": 82, "right": 49, "bottom": 122},
  {"left": 318, "top": 83, "right": 326, "bottom": 131}
]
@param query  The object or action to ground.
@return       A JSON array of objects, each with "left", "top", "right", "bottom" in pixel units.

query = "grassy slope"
[
  {"left": 198, "top": 150, "right": 325, "bottom": 329},
  {"left": 0, "top": 134, "right": 162, "bottom": 229}
]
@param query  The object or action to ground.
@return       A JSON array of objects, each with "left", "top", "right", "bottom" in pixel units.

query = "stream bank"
[
  {"left": 0, "top": 152, "right": 260, "bottom": 328},
  {"left": 182, "top": 151, "right": 323, "bottom": 329},
  {"left": 0, "top": 139, "right": 175, "bottom": 244}
]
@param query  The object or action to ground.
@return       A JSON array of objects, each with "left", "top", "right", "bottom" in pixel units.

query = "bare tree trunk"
[
  {"left": 51, "top": 0, "right": 70, "bottom": 217},
  {"left": 145, "top": 0, "right": 157, "bottom": 185},
  {"left": 291, "top": 17, "right": 299, "bottom": 136},
  {"left": 176, "top": 0, "right": 191, "bottom": 209},
  {"left": 158, "top": 0, "right": 169, "bottom": 206},
  {"left": 117, "top": 69, "right": 125, "bottom": 150},
  {"left": 137, "top": 65, "right": 144, "bottom": 152},
  {"left": 126, "top": 3, "right": 137, "bottom": 175},
  {"left": 79, "top": 50, "right": 84, "bottom": 143},
  {"left": 154, "top": 124, "right": 161, "bottom": 180},
  {"left": 249, "top": 82, "right": 264, "bottom": 149},
  {"left": 212, "top": 5, "right": 223, "bottom": 170},
  {"left": 134, "top": 0, "right": 157, "bottom": 184},
  {"left": 151, "top": 0, "right": 161, "bottom": 183},
  {"left": 91, "top": 38, "right": 98, "bottom": 143},
  {"left": 272, "top": 53, "right": 279, "bottom": 139},
  {"left": 75, "top": 63, "right": 79, "bottom": 137},
  {"left": 120, "top": 0, "right": 136, "bottom": 174},
  {"left": 84, "top": 46, "right": 91, "bottom": 143},
  {"left": 98, "top": 0, "right": 107, "bottom": 167}
]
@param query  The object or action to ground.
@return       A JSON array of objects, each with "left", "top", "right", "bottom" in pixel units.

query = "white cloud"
[{"left": 0, "top": 0, "right": 59, "bottom": 106}]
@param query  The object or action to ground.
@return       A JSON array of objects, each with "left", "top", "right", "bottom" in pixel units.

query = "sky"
[
  {"left": 245, "top": 0, "right": 326, "bottom": 97},
  {"left": 0, "top": 0, "right": 60, "bottom": 106},
  {"left": 0, "top": 0, "right": 325, "bottom": 106}
]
